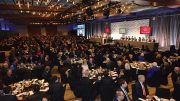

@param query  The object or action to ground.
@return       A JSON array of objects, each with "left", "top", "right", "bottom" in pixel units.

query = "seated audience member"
[
  {"left": 80, "top": 70, "right": 93, "bottom": 101},
  {"left": 26, "top": 84, "right": 43, "bottom": 101},
  {"left": 118, "top": 79, "right": 131, "bottom": 101},
  {"left": 41, "top": 66, "right": 51, "bottom": 82},
  {"left": 3, "top": 69, "right": 16, "bottom": 86},
  {"left": 113, "top": 90, "right": 125, "bottom": 101},
  {"left": 81, "top": 59, "right": 89, "bottom": 77},
  {"left": 49, "top": 76, "right": 64, "bottom": 101},
  {"left": 146, "top": 62, "right": 160, "bottom": 87},
  {"left": 124, "top": 60, "right": 131, "bottom": 82},
  {"left": 138, "top": 53, "right": 145, "bottom": 61},
  {"left": 0, "top": 86, "right": 17, "bottom": 101},
  {"left": 134, "top": 75, "right": 149, "bottom": 101},
  {"left": 42, "top": 95, "right": 50, "bottom": 101},
  {"left": 142, "top": 37, "right": 145, "bottom": 42},
  {"left": 173, "top": 76, "right": 180, "bottom": 101},
  {"left": 160, "top": 58, "right": 170, "bottom": 85},
  {"left": 100, "top": 71, "right": 115, "bottom": 101},
  {"left": 171, "top": 67, "right": 179, "bottom": 87},
  {"left": 0, "top": 80, "right": 4, "bottom": 95},
  {"left": 0, "top": 62, "right": 9, "bottom": 78}
]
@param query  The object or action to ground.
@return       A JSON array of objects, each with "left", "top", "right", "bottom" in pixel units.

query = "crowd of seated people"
[
  {"left": 0, "top": 34, "right": 179, "bottom": 101},
  {"left": 120, "top": 36, "right": 156, "bottom": 43}
]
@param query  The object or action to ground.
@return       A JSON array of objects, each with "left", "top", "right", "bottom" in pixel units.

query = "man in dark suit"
[
  {"left": 100, "top": 71, "right": 115, "bottom": 101},
  {"left": 80, "top": 70, "right": 93, "bottom": 101},
  {"left": 49, "top": 76, "right": 64, "bottom": 101},
  {"left": 171, "top": 67, "right": 179, "bottom": 87},
  {"left": 113, "top": 90, "right": 125, "bottom": 101},
  {"left": 0, "top": 86, "right": 18, "bottom": 101},
  {"left": 0, "top": 95, "right": 18, "bottom": 101},
  {"left": 118, "top": 79, "right": 131, "bottom": 101},
  {"left": 134, "top": 75, "right": 149, "bottom": 101}
]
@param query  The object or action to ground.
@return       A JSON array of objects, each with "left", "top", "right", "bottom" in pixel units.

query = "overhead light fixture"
[{"left": 32, "top": 12, "right": 36, "bottom": 15}]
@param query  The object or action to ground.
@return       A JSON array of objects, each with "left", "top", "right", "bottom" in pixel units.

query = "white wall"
[
  {"left": 13, "top": 25, "right": 28, "bottom": 36},
  {"left": 111, "top": 19, "right": 150, "bottom": 39}
]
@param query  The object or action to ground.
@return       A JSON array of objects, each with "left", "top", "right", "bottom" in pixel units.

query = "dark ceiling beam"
[
  {"left": 4, "top": 17, "right": 52, "bottom": 23},
  {"left": 0, "top": 4, "right": 65, "bottom": 12},
  {"left": 0, "top": 14, "right": 54, "bottom": 18},
  {"left": 2, "top": 0, "right": 7, "bottom": 5}
]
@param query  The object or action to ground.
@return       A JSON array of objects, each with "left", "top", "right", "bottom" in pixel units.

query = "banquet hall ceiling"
[{"left": 0, "top": 0, "right": 179, "bottom": 25}]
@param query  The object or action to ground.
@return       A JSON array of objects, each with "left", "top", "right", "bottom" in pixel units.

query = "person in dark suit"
[
  {"left": 0, "top": 86, "right": 18, "bottom": 101},
  {"left": 3, "top": 69, "right": 16, "bottom": 86},
  {"left": 100, "top": 71, "right": 115, "bottom": 101},
  {"left": 173, "top": 76, "right": 180, "bottom": 101},
  {"left": 134, "top": 75, "right": 149, "bottom": 101},
  {"left": 26, "top": 84, "right": 43, "bottom": 101},
  {"left": 87, "top": 57, "right": 96, "bottom": 69},
  {"left": 113, "top": 90, "right": 125, "bottom": 101},
  {"left": 49, "top": 76, "right": 65, "bottom": 101},
  {"left": 0, "top": 95, "right": 18, "bottom": 101},
  {"left": 80, "top": 70, "right": 93, "bottom": 101},
  {"left": 118, "top": 79, "right": 131, "bottom": 101},
  {"left": 171, "top": 67, "right": 179, "bottom": 87}
]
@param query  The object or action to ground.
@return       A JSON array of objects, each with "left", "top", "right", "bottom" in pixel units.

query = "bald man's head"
[
  {"left": 138, "top": 75, "right": 145, "bottom": 83},
  {"left": 174, "top": 67, "right": 179, "bottom": 73}
]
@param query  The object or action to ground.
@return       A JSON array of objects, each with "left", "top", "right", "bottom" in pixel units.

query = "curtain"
[
  {"left": 151, "top": 14, "right": 180, "bottom": 48},
  {"left": 86, "top": 21, "right": 110, "bottom": 38}
]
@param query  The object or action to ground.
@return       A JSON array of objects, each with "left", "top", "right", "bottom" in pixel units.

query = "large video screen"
[
  {"left": 77, "top": 24, "right": 85, "bottom": 36},
  {"left": 119, "top": 28, "right": 126, "bottom": 34}
]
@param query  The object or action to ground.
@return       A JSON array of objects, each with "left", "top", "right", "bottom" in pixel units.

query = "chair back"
[{"left": 155, "top": 87, "right": 170, "bottom": 99}]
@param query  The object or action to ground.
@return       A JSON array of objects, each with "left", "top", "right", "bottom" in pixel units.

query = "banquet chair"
[{"left": 155, "top": 87, "right": 170, "bottom": 99}]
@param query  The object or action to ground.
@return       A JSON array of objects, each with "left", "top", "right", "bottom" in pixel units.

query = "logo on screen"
[
  {"left": 140, "top": 26, "right": 151, "bottom": 34},
  {"left": 104, "top": 27, "right": 110, "bottom": 33}
]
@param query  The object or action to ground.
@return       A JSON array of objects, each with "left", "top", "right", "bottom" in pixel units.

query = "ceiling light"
[{"left": 32, "top": 12, "right": 36, "bottom": 15}]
